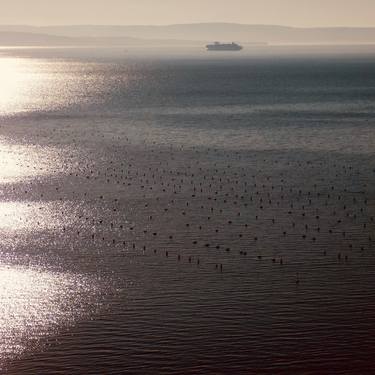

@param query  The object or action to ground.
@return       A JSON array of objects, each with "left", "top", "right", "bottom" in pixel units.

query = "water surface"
[{"left": 1, "top": 45, "right": 375, "bottom": 374}]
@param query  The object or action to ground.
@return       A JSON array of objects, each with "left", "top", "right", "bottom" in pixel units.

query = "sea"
[{"left": 0, "top": 44, "right": 375, "bottom": 374}]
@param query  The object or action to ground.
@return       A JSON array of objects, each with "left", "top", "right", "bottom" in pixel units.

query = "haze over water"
[{"left": 1, "top": 45, "right": 375, "bottom": 374}]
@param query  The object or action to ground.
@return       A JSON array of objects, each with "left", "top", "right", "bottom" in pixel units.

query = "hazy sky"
[{"left": 2, "top": 0, "right": 375, "bottom": 27}]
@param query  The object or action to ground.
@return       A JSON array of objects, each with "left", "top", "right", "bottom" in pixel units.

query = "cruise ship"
[{"left": 206, "top": 42, "right": 243, "bottom": 51}]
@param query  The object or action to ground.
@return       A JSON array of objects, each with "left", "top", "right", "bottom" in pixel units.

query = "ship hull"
[{"left": 206, "top": 43, "right": 243, "bottom": 51}]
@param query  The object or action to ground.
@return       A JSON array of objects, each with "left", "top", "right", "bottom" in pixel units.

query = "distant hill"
[
  {"left": 0, "top": 31, "right": 76, "bottom": 46},
  {"left": 0, "top": 31, "right": 198, "bottom": 47},
  {"left": 1, "top": 23, "right": 375, "bottom": 45}
]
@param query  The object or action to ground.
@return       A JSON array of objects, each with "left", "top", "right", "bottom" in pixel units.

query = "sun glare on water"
[
  {"left": 0, "top": 264, "right": 99, "bottom": 366},
  {"left": 0, "top": 57, "right": 36, "bottom": 115},
  {"left": 0, "top": 53, "right": 109, "bottom": 117},
  {"left": 0, "top": 55, "right": 99, "bottom": 367}
]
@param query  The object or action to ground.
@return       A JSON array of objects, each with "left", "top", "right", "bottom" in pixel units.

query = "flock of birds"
[{"left": 2, "top": 126, "right": 374, "bottom": 285}]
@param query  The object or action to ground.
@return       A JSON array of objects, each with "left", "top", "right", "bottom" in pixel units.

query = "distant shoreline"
[{"left": 2, "top": 23, "right": 375, "bottom": 46}]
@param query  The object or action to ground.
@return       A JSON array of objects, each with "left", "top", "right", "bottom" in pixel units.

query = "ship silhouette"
[{"left": 206, "top": 42, "right": 243, "bottom": 51}]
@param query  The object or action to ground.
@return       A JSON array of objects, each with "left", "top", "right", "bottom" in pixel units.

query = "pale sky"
[{"left": 2, "top": 0, "right": 375, "bottom": 27}]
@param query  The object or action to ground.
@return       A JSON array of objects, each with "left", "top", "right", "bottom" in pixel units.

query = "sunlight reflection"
[
  {"left": 0, "top": 57, "right": 27, "bottom": 114},
  {"left": 0, "top": 55, "right": 108, "bottom": 116},
  {"left": 0, "top": 201, "right": 86, "bottom": 233},
  {"left": 0, "top": 264, "right": 99, "bottom": 363},
  {"left": 0, "top": 138, "right": 65, "bottom": 183}
]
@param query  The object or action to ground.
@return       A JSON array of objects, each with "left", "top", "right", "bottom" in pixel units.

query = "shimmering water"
[{"left": 1, "top": 46, "right": 375, "bottom": 374}]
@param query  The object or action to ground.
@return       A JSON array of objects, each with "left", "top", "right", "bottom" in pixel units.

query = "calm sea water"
[{"left": 1, "top": 46, "right": 375, "bottom": 374}]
